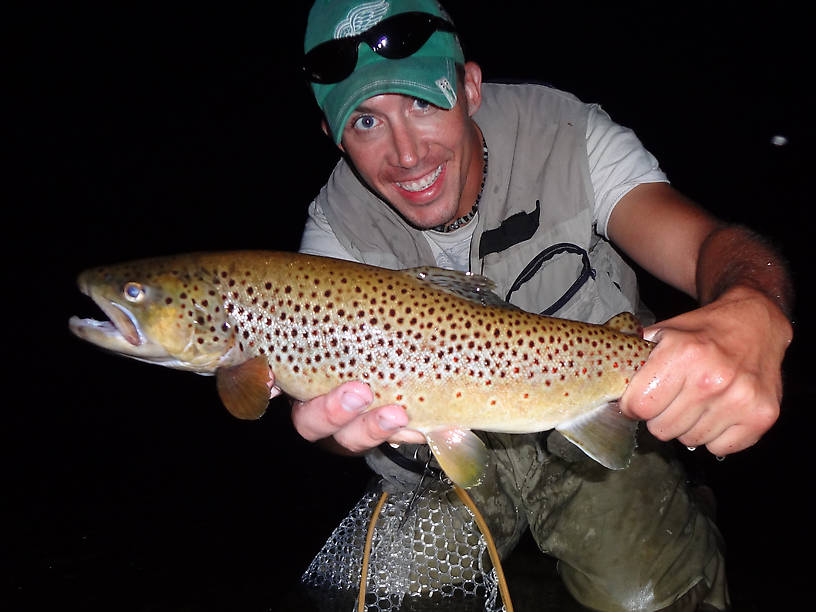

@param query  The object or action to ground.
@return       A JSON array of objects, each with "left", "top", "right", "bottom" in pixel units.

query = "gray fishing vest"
[{"left": 315, "top": 83, "right": 647, "bottom": 325}]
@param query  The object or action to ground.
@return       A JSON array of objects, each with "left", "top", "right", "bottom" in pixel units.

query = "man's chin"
[
  {"left": 384, "top": 193, "right": 458, "bottom": 230},
  {"left": 391, "top": 205, "right": 456, "bottom": 231}
]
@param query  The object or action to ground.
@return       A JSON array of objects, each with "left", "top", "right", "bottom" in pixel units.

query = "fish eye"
[{"left": 123, "top": 282, "right": 145, "bottom": 302}]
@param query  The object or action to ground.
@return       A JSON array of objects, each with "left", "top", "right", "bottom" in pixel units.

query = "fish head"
[{"left": 69, "top": 258, "right": 236, "bottom": 372}]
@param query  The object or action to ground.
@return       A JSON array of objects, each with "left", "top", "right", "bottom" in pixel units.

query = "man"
[{"left": 284, "top": 1, "right": 794, "bottom": 610}]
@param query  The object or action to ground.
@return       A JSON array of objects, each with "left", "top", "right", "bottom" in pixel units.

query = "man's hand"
[
  {"left": 288, "top": 381, "right": 425, "bottom": 455},
  {"left": 620, "top": 286, "right": 793, "bottom": 456}
]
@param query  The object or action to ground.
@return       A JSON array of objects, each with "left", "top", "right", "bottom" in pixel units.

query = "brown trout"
[{"left": 69, "top": 251, "right": 653, "bottom": 488}]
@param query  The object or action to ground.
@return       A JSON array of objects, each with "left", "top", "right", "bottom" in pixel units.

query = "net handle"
[
  {"left": 358, "top": 492, "right": 390, "bottom": 612},
  {"left": 454, "top": 485, "right": 515, "bottom": 612},
  {"left": 357, "top": 488, "right": 515, "bottom": 612}
]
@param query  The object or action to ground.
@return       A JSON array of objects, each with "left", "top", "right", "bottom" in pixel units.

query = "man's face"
[{"left": 337, "top": 62, "right": 484, "bottom": 230}]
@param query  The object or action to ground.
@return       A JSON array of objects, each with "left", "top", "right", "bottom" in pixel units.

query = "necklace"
[{"left": 431, "top": 136, "right": 488, "bottom": 233}]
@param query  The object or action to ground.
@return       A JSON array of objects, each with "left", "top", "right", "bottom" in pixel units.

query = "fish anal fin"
[
  {"left": 555, "top": 402, "right": 638, "bottom": 469},
  {"left": 215, "top": 356, "right": 272, "bottom": 420},
  {"left": 425, "top": 428, "right": 488, "bottom": 489},
  {"left": 603, "top": 312, "right": 643, "bottom": 337}
]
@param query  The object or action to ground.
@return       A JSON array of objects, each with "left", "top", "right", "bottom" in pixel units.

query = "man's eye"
[
  {"left": 352, "top": 115, "right": 379, "bottom": 130},
  {"left": 413, "top": 98, "right": 432, "bottom": 111}
]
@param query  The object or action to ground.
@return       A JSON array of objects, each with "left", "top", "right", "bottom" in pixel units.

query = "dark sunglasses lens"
[
  {"left": 367, "top": 14, "right": 438, "bottom": 58},
  {"left": 303, "top": 13, "right": 455, "bottom": 84},
  {"left": 303, "top": 41, "right": 358, "bottom": 84},
  {"left": 373, "top": 22, "right": 438, "bottom": 58}
]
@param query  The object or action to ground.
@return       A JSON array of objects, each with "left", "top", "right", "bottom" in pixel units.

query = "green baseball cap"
[{"left": 304, "top": 0, "right": 465, "bottom": 144}]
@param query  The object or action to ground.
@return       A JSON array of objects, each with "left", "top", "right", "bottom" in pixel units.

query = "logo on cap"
[
  {"left": 436, "top": 76, "right": 457, "bottom": 107},
  {"left": 334, "top": 0, "right": 390, "bottom": 39}
]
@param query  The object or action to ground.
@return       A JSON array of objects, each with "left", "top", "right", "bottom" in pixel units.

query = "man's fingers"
[
  {"left": 291, "top": 381, "right": 373, "bottom": 441},
  {"left": 700, "top": 425, "right": 760, "bottom": 457},
  {"left": 645, "top": 399, "right": 702, "bottom": 442},
  {"left": 266, "top": 367, "right": 282, "bottom": 399},
  {"left": 289, "top": 381, "right": 424, "bottom": 452},
  {"left": 620, "top": 344, "right": 684, "bottom": 422},
  {"left": 332, "top": 405, "right": 418, "bottom": 453}
]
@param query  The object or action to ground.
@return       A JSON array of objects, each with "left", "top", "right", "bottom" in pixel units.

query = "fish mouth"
[{"left": 69, "top": 289, "right": 171, "bottom": 361}]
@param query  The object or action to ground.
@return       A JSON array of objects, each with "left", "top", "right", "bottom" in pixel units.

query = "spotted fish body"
[{"left": 70, "top": 251, "right": 653, "bottom": 487}]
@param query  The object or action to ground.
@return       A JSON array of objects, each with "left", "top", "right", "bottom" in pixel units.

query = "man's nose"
[{"left": 389, "top": 122, "right": 425, "bottom": 168}]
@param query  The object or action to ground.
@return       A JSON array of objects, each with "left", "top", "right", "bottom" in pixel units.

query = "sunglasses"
[{"left": 302, "top": 11, "right": 457, "bottom": 84}]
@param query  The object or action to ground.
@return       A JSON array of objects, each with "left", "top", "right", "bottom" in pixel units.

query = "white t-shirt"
[{"left": 300, "top": 103, "right": 667, "bottom": 271}]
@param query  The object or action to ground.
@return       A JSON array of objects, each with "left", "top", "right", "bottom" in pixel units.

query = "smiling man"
[{"left": 289, "top": 1, "right": 793, "bottom": 610}]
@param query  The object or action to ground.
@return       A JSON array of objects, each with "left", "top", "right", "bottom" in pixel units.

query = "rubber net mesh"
[{"left": 301, "top": 482, "right": 505, "bottom": 611}]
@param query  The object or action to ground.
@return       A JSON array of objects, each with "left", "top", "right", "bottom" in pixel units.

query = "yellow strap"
[
  {"left": 358, "top": 487, "right": 514, "bottom": 612},
  {"left": 358, "top": 492, "right": 389, "bottom": 612},
  {"left": 453, "top": 484, "right": 514, "bottom": 612}
]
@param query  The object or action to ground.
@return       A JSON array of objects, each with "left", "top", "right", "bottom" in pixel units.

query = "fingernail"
[
  {"left": 377, "top": 410, "right": 407, "bottom": 431},
  {"left": 643, "top": 328, "right": 661, "bottom": 342},
  {"left": 341, "top": 392, "right": 368, "bottom": 413}
]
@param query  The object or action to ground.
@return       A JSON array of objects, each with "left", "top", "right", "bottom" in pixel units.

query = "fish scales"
[
  {"left": 156, "top": 252, "right": 646, "bottom": 431},
  {"left": 70, "top": 250, "right": 653, "bottom": 487}
]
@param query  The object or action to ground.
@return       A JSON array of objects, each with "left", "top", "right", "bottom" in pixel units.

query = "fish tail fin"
[
  {"left": 555, "top": 402, "right": 638, "bottom": 469},
  {"left": 425, "top": 428, "right": 489, "bottom": 489}
]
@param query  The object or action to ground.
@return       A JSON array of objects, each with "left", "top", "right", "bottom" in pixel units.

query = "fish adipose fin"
[
  {"left": 603, "top": 312, "right": 644, "bottom": 337},
  {"left": 425, "top": 428, "right": 489, "bottom": 489},
  {"left": 215, "top": 356, "right": 272, "bottom": 420},
  {"left": 555, "top": 402, "right": 638, "bottom": 469}
]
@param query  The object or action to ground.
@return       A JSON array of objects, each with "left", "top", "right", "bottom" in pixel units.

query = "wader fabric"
[{"left": 317, "top": 82, "right": 729, "bottom": 610}]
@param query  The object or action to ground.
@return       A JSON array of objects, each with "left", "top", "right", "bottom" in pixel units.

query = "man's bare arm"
[{"left": 609, "top": 182, "right": 794, "bottom": 455}]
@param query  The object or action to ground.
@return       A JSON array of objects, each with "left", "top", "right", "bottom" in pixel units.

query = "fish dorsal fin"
[
  {"left": 402, "top": 267, "right": 516, "bottom": 309},
  {"left": 424, "top": 428, "right": 489, "bottom": 489},
  {"left": 555, "top": 401, "right": 638, "bottom": 469},
  {"left": 215, "top": 356, "right": 272, "bottom": 420},
  {"left": 603, "top": 312, "right": 644, "bottom": 337}
]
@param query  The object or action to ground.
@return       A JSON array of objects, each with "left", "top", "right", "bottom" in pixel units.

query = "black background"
[{"left": 7, "top": 2, "right": 813, "bottom": 609}]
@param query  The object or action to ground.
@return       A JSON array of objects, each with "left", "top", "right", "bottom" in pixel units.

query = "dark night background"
[{"left": 7, "top": 2, "right": 813, "bottom": 610}]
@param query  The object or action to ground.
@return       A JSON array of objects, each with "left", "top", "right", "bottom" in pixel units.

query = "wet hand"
[
  {"left": 288, "top": 380, "right": 426, "bottom": 454},
  {"left": 620, "top": 287, "right": 793, "bottom": 456}
]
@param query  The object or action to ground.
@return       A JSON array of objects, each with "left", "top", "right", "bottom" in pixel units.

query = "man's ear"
[
  {"left": 321, "top": 118, "right": 345, "bottom": 152},
  {"left": 462, "top": 61, "right": 483, "bottom": 117}
]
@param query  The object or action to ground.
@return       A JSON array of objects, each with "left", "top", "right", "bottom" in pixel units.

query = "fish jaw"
[
  {"left": 69, "top": 314, "right": 174, "bottom": 362},
  {"left": 69, "top": 263, "right": 237, "bottom": 373},
  {"left": 68, "top": 290, "right": 208, "bottom": 370}
]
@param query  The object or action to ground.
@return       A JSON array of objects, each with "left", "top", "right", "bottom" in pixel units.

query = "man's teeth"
[{"left": 397, "top": 165, "right": 443, "bottom": 192}]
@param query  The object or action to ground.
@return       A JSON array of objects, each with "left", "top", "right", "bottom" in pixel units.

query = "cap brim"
[{"left": 322, "top": 55, "right": 459, "bottom": 144}]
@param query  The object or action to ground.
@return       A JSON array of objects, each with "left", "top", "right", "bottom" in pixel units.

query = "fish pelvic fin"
[
  {"left": 603, "top": 312, "right": 643, "bottom": 337},
  {"left": 215, "top": 356, "right": 272, "bottom": 420},
  {"left": 425, "top": 428, "right": 489, "bottom": 489},
  {"left": 555, "top": 402, "right": 638, "bottom": 469}
]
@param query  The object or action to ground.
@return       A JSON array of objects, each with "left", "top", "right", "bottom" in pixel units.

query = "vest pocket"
[{"left": 504, "top": 242, "right": 596, "bottom": 315}]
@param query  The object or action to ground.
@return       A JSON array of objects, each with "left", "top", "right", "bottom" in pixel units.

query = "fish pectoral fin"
[
  {"left": 215, "top": 356, "right": 272, "bottom": 420},
  {"left": 602, "top": 312, "right": 643, "bottom": 337},
  {"left": 555, "top": 401, "right": 638, "bottom": 469},
  {"left": 425, "top": 428, "right": 488, "bottom": 489}
]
